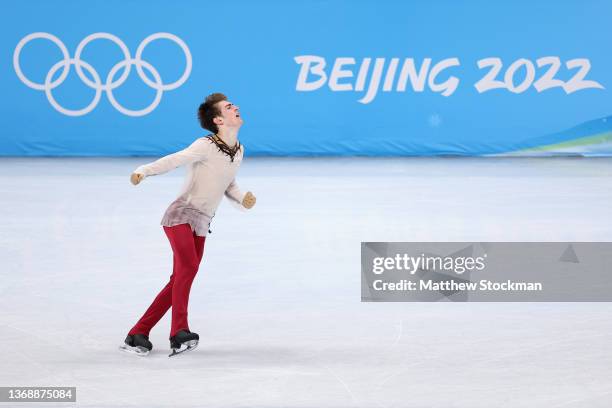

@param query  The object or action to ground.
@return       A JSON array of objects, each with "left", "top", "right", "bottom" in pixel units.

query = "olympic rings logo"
[{"left": 13, "top": 32, "right": 192, "bottom": 117}]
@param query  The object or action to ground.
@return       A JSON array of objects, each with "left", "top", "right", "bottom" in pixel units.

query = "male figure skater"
[{"left": 120, "top": 93, "right": 256, "bottom": 357}]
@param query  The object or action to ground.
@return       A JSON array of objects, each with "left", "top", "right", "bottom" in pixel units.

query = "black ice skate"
[
  {"left": 168, "top": 330, "right": 199, "bottom": 357},
  {"left": 119, "top": 334, "right": 153, "bottom": 356}
]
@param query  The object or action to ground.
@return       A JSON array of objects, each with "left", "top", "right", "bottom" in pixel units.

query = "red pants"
[{"left": 129, "top": 224, "right": 206, "bottom": 338}]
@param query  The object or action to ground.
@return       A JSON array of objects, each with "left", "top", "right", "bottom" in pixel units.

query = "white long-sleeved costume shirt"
[{"left": 134, "top": 136, "right": 245, "bottom": 236}]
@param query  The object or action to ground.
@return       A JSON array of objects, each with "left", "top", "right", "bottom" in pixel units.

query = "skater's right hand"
[{"left": 130, "top": 173, "right": 144, "bottom": 185}]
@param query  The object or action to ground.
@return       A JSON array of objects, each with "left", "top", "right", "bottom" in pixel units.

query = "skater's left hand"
[{"left": 242, "top": 191, "right": 256, "bottom": 209}]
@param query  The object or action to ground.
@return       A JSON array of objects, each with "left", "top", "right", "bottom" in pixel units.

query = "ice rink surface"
[{"left": 1, "top": 157, "right": 612, "bottom": 408}]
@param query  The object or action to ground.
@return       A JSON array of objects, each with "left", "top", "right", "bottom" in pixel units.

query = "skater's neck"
[{"left": 216, "top": 128, "right": 239, "bottom": 147}]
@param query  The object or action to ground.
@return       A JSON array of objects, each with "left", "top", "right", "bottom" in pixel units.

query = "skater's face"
[{"left": 214, "top": 100, "right": 243, "bottom": 129}]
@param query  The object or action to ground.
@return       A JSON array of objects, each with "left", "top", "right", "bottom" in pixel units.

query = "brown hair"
[{"left": 197, "top": 93, "right": 227, "bottom": 134}]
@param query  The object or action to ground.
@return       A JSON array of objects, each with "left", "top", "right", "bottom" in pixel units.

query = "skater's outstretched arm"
[
  {"left": 225, "top": 179, "right": 256, "bottom": 209},
  {"left": 130, "top": 138, "right": 211, "bottom": 185}
]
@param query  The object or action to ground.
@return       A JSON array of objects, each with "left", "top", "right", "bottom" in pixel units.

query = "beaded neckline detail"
[{"left": 208, "top": 134, "right": 241, "bottom": 162}]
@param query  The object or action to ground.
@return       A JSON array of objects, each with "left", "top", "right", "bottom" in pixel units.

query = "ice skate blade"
[
  {"left": 119, "top": 344, "right": 150, "bottom": 356},
  {"left": 168, "top": 340, "right": 199, "bottom": 357}
]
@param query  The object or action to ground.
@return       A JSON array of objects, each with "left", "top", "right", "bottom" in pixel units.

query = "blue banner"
[{"left": 1, "top": 0, "right": 611, "bottom": 156}]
